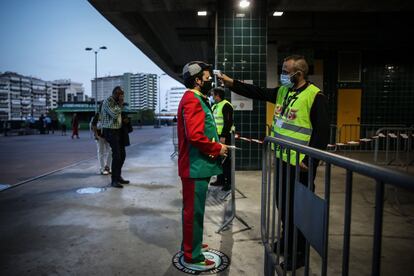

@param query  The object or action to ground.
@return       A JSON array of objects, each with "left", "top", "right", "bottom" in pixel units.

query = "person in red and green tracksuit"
[{"left": 177, "top": 61, "right": 228, "bottom": 270}]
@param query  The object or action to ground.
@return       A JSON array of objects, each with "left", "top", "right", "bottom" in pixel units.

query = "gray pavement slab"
[
  {"left": 0, "top": 126, "right": 413, "bottom": 275},
  {"left": 0, "top": 127, "right": 263, "bottom": 276}
]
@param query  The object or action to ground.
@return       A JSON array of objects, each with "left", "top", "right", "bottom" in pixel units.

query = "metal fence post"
[{"left": 217, "top": 132, "right": 251, "bottom": 233}]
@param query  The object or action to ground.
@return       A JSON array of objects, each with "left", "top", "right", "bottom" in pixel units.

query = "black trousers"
[
  {"left": 217, "top": 134, "right": 231, "bottom": 190},
  {"left": 103, "top": 128, "right": 126, "bottom": 182},
  {"left": 275, "top": 160, "right": 318, "bottom": 258}
]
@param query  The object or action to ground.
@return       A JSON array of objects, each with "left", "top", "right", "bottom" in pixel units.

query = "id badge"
[{"left": 276, "top": 118, "right": 283, "bottom": 128}]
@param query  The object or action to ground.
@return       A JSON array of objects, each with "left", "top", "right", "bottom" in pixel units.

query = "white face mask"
[{"left": 208, "top": 95, "right": 215, "bottom": 105}]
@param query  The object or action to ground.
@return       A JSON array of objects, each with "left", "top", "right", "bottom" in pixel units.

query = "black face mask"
[{"left": 200, "top": 80, "right": 213, "bottom": 95}]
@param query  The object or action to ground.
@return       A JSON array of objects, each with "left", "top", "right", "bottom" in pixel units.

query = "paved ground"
[
  {"left": 0, "top": 126, "right": 413, "bottom": 275},
  {"left": 0, "top": 127, "right": 165, "bottom": 185}
]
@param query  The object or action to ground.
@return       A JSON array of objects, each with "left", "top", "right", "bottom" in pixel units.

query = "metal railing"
[
  {"left": 261, "top": 136, "right": 414, "bottom": 276},
  {"left": 373, "top": 127, "right": 414, "bottom": 167},
  {"left": 217, "top": 132, "right": 251, "bottom": 233},
  {"left": 334, "top": 124, "right": 405, "bottom": 151}
]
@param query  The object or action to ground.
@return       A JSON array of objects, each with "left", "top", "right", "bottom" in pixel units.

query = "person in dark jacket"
[
  {"left": 121, "top": 111, "right": 132, "bottom": 147},
  {"left": 217, "top": 55, "right": 329, "bottom": 271},
  {"left": 101, "top": 86, "right": 130, "bottom": 188},
  {"left": 71, "top": 113, "right": 79, "bottom": 139},
  {"left": 210, "top": 88, "right": 234, "bottom": 195}
]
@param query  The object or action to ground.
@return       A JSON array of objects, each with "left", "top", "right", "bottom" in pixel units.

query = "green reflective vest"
[
  {"left": 271, "top": 84, "right": 320, "bottom": 165},
  {"left": 212, "top": 99, "right": 235, "bottom": 135}
]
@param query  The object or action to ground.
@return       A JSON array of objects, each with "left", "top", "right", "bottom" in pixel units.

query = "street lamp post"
[
  {"left": 85, "top": 46, "right": 107, "bottom": 114},
  {"left": 157, "top": 73, "right": 166, "bottom": 127}
]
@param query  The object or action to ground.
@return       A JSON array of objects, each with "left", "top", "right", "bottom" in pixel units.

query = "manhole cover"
[
  {"left": 172, "top": 249, "right": 230, "bottom": 274},
  {"left": 76, "top": 187, "right": 106, "bottom": 194}
]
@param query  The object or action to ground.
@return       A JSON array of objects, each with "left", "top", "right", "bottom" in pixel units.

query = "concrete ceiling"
[{"left": 88, "top": 0, "right": 414, "bottom": 82}]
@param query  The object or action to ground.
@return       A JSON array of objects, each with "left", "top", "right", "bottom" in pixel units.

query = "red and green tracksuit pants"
[{"left": 181, "top": 177, "right": 209, "bottom": 263}]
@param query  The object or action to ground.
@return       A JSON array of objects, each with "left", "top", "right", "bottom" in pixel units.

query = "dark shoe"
[
  {"left": 111, "top": 181, "right": 123, "bottom": 188},
  {"left": 221, "top": 186, "right": 231, "bottom": 192},
  {"left": 210, "top": 181, "right": 223, "bottom": 187},
  {"left": 280, "top": 254, "right": 305, "bottom": 271},
  {"left": 119, "top": 177, "right": 130, "bottom": 184}
]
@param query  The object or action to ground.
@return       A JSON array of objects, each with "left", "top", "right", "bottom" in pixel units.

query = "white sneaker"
[
  {"left": 209, "top": 175, "right": 217, "bottom": 184},
  {"left": 100, "top": 169, "right": 109, "bottom": 175}
]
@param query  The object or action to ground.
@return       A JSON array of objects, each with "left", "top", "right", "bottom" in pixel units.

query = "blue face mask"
[
  {"left": 280, "top": 73, "right": 293, "bottom": 88},
  {"left": 280, "top": 72, "right": 298, "bottom": 88}
]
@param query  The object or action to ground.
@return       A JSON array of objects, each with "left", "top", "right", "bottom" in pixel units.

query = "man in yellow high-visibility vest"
[
  {"left": 217, "top": 55, "right": 329, "bottom": 271},
  {"left": 211, "top": 88, "right": 234, "bottom": 195}
]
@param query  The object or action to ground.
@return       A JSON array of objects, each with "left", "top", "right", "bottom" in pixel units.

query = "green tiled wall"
[
  {"left": 216, "top": 5, "right": 267, "bottom": 170},
  {"left": 361, "top": 53, "right": 414, "bottom": 126}
]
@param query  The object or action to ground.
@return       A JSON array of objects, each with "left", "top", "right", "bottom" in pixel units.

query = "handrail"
[
  {"left": 261, "top": 135, "right": 414, "bottom": 275},
  {"left": 263, "top": 136, "right": 414, "bottom": 190},
  {"left": 375, "top": 126, "right": 414, "bottom": 135}
]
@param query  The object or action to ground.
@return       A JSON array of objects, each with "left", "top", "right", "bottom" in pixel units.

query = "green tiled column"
[{"left": 215, "top": 2, "right": 267, "bottom": 170}]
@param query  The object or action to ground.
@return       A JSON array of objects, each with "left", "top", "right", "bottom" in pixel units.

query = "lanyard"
[{"left": 280, "top": 90, "right": 298, "bottom": 117}]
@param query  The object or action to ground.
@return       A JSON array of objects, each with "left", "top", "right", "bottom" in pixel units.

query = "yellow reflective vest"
[
  {"left": 212, "top": 99, "right": 235, "bottom": 135},
  {"left": 271, "top": 84, "right": 320, "bottom": 165}
]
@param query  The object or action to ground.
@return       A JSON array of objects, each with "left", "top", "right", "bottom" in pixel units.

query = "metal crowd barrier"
[
  {"left": 335, "top": 124, "right": 405, "bottom": 152},
  {"left": 171, "top": 123, "right": 178, "bottom": 158},
  {"left": 217, "top": 132, "right": 251, "bottom": 233},
  {"left": 374, "top": 127, "right": 414, "bottom": 167},
  {"left": 261, "top": 136, "right": 414, "bottom": 276}
]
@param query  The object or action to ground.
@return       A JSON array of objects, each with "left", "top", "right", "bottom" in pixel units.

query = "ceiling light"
[
  {"left": 239, "top": 0, "right": 250, "bottom": 9},
  {"left": 236, "top": 13, "right": 245, "bottom": 17},
  {"left": 197, "top": 11, "right": 207, "bottom": 16},
  {"left": 273, "top": 11, "right": 284, "bottom": 16}
]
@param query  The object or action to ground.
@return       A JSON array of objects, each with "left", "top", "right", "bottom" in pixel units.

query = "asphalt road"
[{"left": 0, "top": 126, "right": 172, "bottom": 185}]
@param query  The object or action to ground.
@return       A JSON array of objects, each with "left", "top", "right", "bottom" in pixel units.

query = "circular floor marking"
[
  {"left": 76, "top": 187, "right": 106, "bottom": 194},
  {"left": 172, "top": 249, "right": 230, "bottom": 274}
]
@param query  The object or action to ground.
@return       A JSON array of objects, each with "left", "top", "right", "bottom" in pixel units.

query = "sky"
[{"left": 0, "top": 0, "right": 183, "bottom": 109}]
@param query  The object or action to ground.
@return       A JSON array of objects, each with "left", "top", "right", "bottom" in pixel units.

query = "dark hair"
[
  {"left": 284, "top": 55, "right": 309, "bottom": 77},
  {"left": 212, "top": 87, "right": 225, "bottom": 99},
  {"left": 112, "top": 86, "right": 123, "bottom": 95},
  {"left": 184, "top": 71, "right": 204, "bottom": 89}
]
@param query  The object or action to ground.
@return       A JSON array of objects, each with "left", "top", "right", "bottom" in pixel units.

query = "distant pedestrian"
[
  {"left": 210, "top": 87, "right": 234, "bottom": 197},
  {"left": 71, "top": 113, "right": 79, "bottom": 139},
  {"left": 44, "top": 115, "right": 52, "bottom": 134},
  {"left": 101, "top": 86, "right": 130, "bottom": 188},
  {"left": 51, "top": 117, "right": 58, "bottom": 134},
  {"left": 39, "top": 114, "right": 45, "bottom": 134},
  {"left": 91, "top": 104, "right": 112, "bottom": 175},
  {"left": 61, "top": 123, "right": 67, "bottom": 136}
]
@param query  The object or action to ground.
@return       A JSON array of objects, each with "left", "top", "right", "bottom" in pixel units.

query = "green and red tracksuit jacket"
[{"left": 177, "top": 89, "right": 223, "bottom": 178}]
